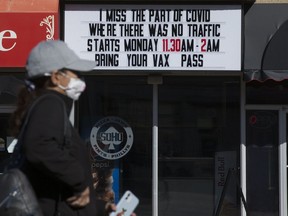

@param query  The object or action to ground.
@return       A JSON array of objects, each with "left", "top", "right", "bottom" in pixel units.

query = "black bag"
[
  {"left": 0, "top": 169, "right": 43, "bottom": 216},
  {"left": 0, "top": 94, "right": 69, "bottom": 216}
]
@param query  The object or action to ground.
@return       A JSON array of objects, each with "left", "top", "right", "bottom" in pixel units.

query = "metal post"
[
  {"left": 152, "top": 84, "right": 158, "bottom": 216},
  {"left": 279, "top": 109, "right": 287, "bottom": 216},
  {"left": 240, "top": 79, "right": 247, "bottom": 216},
  {"left": 148, "top": 75, "right": 162, "bottom": 216}
]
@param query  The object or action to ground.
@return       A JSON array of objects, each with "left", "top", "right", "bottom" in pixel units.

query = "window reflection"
[{"left": 159, "top": 77, "right": 240, "bottom": 216}]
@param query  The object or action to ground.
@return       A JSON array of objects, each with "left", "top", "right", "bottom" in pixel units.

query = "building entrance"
[
  {"left": 245, "top": 80, "right": 288, "bottom": 216},
  {"left": 244, "top": 106, "right": 288, "bottom": 216},
  {"left": 79, "top": 75, "right": 241, "bottom": 216}
]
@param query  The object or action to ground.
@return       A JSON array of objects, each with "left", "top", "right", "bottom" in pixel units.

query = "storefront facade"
[
  {"left": 244, "top": 3, "right": 288, "bottom": 216},
  {"left": 1, "top": 0, "right": 288, "bottom": 216}
]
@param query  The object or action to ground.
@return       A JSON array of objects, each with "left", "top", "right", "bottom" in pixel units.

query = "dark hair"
[{"left": 9, "top": 76, "right": 55, "bottom": 137}]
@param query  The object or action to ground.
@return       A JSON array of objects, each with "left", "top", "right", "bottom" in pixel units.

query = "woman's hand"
[
  {"left": 67, "top": 187, "right": 90, "bottom": 208},
  {"left": 105, "top": 203, "right": 136, "bottom": 216}
]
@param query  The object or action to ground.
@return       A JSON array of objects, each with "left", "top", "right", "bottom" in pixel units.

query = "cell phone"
[{"left": 110, "top": 190, "right": 139, "bottom": 216}]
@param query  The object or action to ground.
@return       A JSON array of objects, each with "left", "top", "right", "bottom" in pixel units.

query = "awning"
[
  {"left": 261, "top": 19, "right": 288, "bottom": 70},
  {"left": 244, "top": 70, "right": 288, "bottom": 82},
  {"left": 244, "top": 4, "right": 288, "bottom": 82},
  {"left": 0, "top": 0, "right": 59, "bottom": 68}
]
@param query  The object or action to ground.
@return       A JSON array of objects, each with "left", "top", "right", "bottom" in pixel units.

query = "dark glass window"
[
  {"left": 78, "top": 76, "right": 241, "bottom": 216},
  {"left": 158, "top": 77, "right": 241, "bottom": 216}
]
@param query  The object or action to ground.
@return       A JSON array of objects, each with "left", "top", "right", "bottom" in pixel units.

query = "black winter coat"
[{"left": 20, "top": 90, "right": 99, "bottom": 216}]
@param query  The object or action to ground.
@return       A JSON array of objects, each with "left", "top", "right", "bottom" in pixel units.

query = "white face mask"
[{"left": 58, "top": 77, "right": 86, "bottom": 100}]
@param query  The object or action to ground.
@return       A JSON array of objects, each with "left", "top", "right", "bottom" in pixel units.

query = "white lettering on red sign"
[{"left": 0, "top": 30, "right": 17, "bottom": 51}]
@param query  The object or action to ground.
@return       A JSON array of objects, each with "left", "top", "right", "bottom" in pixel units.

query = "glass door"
[
  {"left": 245, "top": 106, "right": 288, "bottom": 216},
  {"left": 246, "top": 108, "right": 279, "bottom": 216},
  {"left": 78, "top": 76, "right": 153, "bottom": 215},
  {"left": 158, "top": 76, "right": 241, "bottom": 216}
]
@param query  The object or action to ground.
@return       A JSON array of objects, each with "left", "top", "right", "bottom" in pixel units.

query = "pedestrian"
[{"left": 8, "top": 40, "right": 109, "bottom": 216}]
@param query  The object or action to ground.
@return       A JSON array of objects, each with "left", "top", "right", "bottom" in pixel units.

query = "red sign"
[{"left": 0, "top": 13, "right": 59, "bottom": 67}]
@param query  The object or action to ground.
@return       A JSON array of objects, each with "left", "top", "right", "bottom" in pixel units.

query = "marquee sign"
[{"left": 65, "top": 5, "right": 241, "bottom": 71}]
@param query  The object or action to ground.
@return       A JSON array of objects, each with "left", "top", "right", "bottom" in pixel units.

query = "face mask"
[{"left": 58, "top": 77, "right": 86, "bottom": 100}]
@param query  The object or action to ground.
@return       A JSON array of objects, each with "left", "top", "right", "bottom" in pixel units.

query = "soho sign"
[
  {"left": 0, "top": 30, "right": 17, "bottom": 51},
  {"left": 90, "top": 116, "right": 134, "bottom": 160}
]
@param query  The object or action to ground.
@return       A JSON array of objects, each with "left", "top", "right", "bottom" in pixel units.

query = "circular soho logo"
[{"left": 90, "top": 116, "right": 134, "bottom": 160}]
